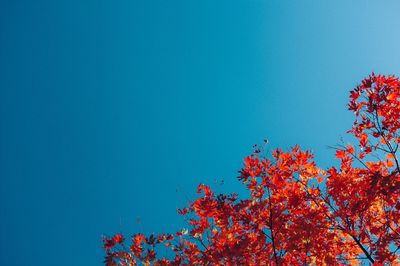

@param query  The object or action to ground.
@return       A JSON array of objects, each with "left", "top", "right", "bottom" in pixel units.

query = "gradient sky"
[{"left": 1, "top": 1, "right": 400, "bottom": 265}]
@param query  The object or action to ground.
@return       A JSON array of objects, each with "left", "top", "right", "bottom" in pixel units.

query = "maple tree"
[{"left": 103, "top": 73, "right": 400, "bottom": 265}]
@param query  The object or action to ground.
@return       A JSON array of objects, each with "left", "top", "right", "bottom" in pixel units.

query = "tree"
[{"left": 103, "top": 73, "right": 400, "bottom": 265}]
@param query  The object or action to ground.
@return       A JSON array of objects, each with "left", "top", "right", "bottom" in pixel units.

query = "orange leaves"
[
  {"left": 104, "top": 73, "right": 400, "bottom": 265},
  {"left": 349, "top": 73, "right": 400, "bottom": 153},
  {"left": 239, "top": 156, "right": 263, "bottom": 182},
  {"left": 335, "top": 149, "right": 346, "bottom": 159},
  {"left": 133, "top": 234, "right": 145, "bottom": 246},
  {"left": 189, "top": 218, "right": 210, "bottom": 236},
  {"left": 197, "top": 184, "right": 213, "bottom": 197},
  {"left": 387, "top": 91, "right": 398, "bottom": 101},
  {"left": 103, "top": 234, "right": 124, "bottom": 251},
  {"left": 130, "top": 234, "right": 145, "bottom": 257},
  {"left": 105, "top": 138, "right": 400, "bottom": 264},
  {"left": 271, "top": 173, "right": 284, "bottom": 186},
  {"left": 113, "top": 234, "right": 124, "bottom": 245},
  {"left": 360, "top": 133, "right": 368, "bottom": 147},
  {"left": 385, "top": 153, "right": 395, "bottom": 168},
  {"left": 192, "top": 198, "right": 217, "bottom": 218}
]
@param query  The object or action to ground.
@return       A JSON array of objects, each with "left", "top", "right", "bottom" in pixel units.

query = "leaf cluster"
[{"left": 104, "top": 74, "right": 400, "bottom": 265}]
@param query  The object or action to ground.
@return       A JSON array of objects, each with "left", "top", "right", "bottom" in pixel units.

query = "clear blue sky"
[{"left": 1, "top": 1, "right": 400, "bottom": 265}]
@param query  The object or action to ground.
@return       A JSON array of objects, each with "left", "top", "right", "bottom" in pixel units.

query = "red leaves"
[
  {"left": 197, "top": 184, "right": 212, "bottom": 197},
  {"left": 104, "top": 73, "right": 400, "bottom": 265},
  {"left": 360, "top": 133, "right": 368, "bottom": 147},
  {"left": 239, "top": 156, "right": 263, "bottom": 182},
  {"left": 177, "top": 207, "right": 188, "bottom": 216},
  {"left": 349, "top": 73, "right": 400, "bottom": 157},
  {"left": 103, "top": 234, "right": 124, "bottom": 251},
  {"left": 335, "top": 149, "right": 346, "bottom": 159},
  {"left": 192, "top": 198, "right": 217, "bottom": 218},
  {"left": 103, "top": 238, "right": 116, "bottom": 251},
  {"left": 386, "top": 91, "right": 398, "bottom": 101}
]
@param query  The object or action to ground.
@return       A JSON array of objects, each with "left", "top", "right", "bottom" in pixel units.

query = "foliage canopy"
[{"left": 104, "top": 74, "right": 400, "bottom": 265}]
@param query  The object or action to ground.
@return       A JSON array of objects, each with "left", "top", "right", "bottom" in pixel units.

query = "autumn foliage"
[{"left": 103, "top": 74, "right": 400, "bottom": 265}]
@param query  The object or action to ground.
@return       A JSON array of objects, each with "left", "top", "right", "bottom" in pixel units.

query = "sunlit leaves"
[{"left": 104, "top": 73, "right": 400, "bottom": 265}]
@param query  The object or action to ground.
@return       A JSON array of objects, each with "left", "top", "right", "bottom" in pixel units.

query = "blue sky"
[{"left": 1, "top": 1, "right": 400, "bottom": 265}]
